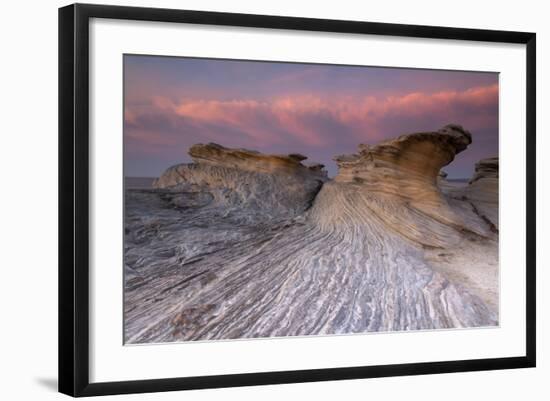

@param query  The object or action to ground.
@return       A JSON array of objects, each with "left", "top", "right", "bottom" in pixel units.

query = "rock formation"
[
  {"left": 124, "top": 125, "right": 499, "bottom": 344},
  {"left": 470, "top": 157, "right": 499, "bottom": 184},
  {"left": 440, "top": 156, "right": 499, "bottom": 231},
  {"left": 324, "top": 125, "right": 491, "bottom": 248},
  {"left": 334, "top": 124, "right": 471, "bottom": 184},
  {"left": 152, "top": 143, "right": 327, "bottom": 224}
]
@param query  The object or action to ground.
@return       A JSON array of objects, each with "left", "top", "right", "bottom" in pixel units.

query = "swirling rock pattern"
[{"left": 124, "top": 125, "right": 499, "bottom": 344}]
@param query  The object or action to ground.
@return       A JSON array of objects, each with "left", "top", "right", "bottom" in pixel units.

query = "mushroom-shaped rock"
[
  {"left": 310, "top": 125, "right": 492, "bottom": 247},
  {"left": 334, "top": 124, "right": 472, "bottom": 184}
]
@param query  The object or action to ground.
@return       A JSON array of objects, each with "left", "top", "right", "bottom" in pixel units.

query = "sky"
[{"left": 124, "top": 55, "right": 498, "bottom": 179}]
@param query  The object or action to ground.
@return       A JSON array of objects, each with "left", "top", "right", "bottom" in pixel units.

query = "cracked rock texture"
[{"left": 124, "top": 125, "right": 499, "bottom": 344}]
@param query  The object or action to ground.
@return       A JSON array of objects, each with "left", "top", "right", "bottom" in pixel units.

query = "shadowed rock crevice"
[{"left": 125, "top": 124, "right": 499, "bottom": 343}]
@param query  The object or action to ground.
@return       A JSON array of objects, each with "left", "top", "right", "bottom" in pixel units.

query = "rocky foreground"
[{"left": 124, "top": 124, "right": 499, "bottom": 344}]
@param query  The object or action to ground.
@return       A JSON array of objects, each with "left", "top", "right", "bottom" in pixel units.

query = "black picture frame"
[{"left": 59, "top": 3, "right": 536, "bottom": 397}]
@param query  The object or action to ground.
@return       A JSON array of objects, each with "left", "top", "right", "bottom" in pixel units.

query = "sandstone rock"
[
  {"left": 439, "top": 156, "right": 499, "bottom": 230},
  {"left": 188, "top": 143, "right": 323, "bottom": 176},
  {"left": 334, "top": 124, "right": 471, "bottom": 184},
  {"left": 470, "top": 157, "right": 499, "bottom": 184},
  {"left": 459, "top": 157, "right": 499, "bottom": 230},
  {"left": 325, "top": 125, "right": 491, "bottom": 246},
  {"left": 124, "top": 125, "right": 498, "bottom": 344},
  {"left": 152, "top": 143, "right": 327, "bottom": 223}
]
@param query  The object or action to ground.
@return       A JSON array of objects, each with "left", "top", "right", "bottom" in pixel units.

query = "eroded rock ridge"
[
  {"left": 124, "top": 125, "right": 499, "bottom": 343},
  {"left": 152, "top": 143, "right": 327, "bottom": 223}
]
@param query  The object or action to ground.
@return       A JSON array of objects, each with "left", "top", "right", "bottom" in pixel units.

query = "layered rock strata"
[
  {"left": 324, "top": 125, "right": 491, "bottom": 247},
  {"left": 124, "top": 125, "right": 499, "bottom": 343},
  {"left": 442, "top": 157, "right": 499, "bottom": 230},
  {"left": 152, "top": 143, "right": 327, "bottom": 224}
]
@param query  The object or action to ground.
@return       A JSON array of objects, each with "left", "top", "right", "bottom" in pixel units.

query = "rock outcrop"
[
  {"left": 466, "top": 157, "right": 499, "bottom": 229},
  {"left": 470, "top": 157, "right": 499, "bottom": 184},
  {"left": 158, "top": 143, "right": 327, "bottom": 179},
  {"left": 124, "top": 125, "right": 499, "bottom": 344},
  {"left": 444, "top": 157, "right": 499, "bottom": 230},
  {"left": 152, "top": 143, "right": 327, "bottom": 223},
  {"left": 334, "top": 124, "right": 471, "bottom": 184},
  {"left": 321, "top": 125, "right": 490, "bottom": 247}
]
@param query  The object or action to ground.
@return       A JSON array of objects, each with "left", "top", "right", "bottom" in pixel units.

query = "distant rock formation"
[
  {"left": 445, "top": 157, "right": 499, "bottom": 230},
  {"left": 152, "top": 143, "right": 327, "bottom": 223},
  {"left": 154, "top": 142, "right": 327, "bottom": 186},
  {"left": 124, "top": 125, "right": 499, "bottom": 344},
  {"left": 470, "top": 157, "right": 499, "bottom": 184}
]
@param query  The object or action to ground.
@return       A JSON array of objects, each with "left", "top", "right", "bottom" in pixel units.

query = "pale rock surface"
[
  {"left": 442, "top": 156, "right": 499, "bottom": 230},
  {"left": 124, "top": 125, "right": 499, "bottom": 343}
]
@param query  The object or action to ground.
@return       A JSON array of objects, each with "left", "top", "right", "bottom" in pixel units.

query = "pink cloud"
[{"left": 125, "top": 84, "right": 498, "bottom": 149}]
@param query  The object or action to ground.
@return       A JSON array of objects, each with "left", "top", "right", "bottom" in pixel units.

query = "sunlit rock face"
[
  {"left": 332, "top": 125, "right": 473, "bottom": 217},
  {"left": 334, "top": 124, "right": 472, "bottom": 185},
  {"left": 323, "top": 125, "right": 489, "bottom": 247},
  {"left": 124, "top": 125, "right": 499, "bottom": 344}
]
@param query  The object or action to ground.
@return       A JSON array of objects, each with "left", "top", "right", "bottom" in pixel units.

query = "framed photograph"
[{"left": 58, "top": 3, "right": 536, "bottom": 397}]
